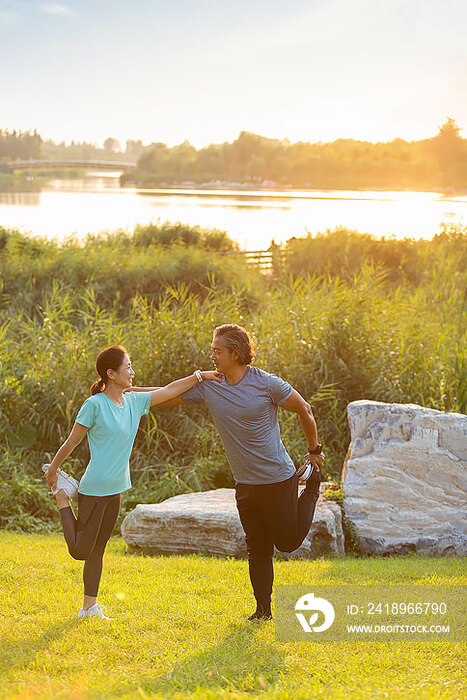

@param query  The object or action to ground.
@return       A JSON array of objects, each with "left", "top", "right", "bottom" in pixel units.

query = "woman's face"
[{"left": 108, "top": 353, "right": 135, "bottom": 388}]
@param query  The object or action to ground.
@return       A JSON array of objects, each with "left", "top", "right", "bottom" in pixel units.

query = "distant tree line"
[
  {"left": 0, "top": 129, "right": 42, "bottom": 161},
  {"left": 43, "top": 137, "right": 145, "bottom": 162},
  {"left": 2, "top": 119, "right": 466, "bottom": 189},
  {"left": 0, "top": 129, "right": 144, "bottom": 164},
  {"left": 124, "top": 118, "right": 467, "bottom": 191}
]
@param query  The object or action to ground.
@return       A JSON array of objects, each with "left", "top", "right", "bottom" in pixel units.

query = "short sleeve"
[
  {"left": 135, "top": 391, "right": 152, "bottom": 416},
  {"left": 267, "top": 373, "right": 293, "bottom": 405},
  {"left": 75, "top": 397, "right": 96, "bottom": 428},
  {"left": 181, "top": 382, "right": 206, "bottom": 405}
]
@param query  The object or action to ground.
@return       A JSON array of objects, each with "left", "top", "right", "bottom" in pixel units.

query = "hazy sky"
[{"left": 1, "top": 0, "right": 466, "bottom": 148}]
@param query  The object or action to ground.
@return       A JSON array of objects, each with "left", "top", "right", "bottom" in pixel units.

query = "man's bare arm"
[{"left": 280, "top": 389, "right": 324, "bottom": 471}]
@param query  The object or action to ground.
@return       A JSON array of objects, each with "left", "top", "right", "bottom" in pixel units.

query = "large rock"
[
  {"left": 342, "top": 400, "right": 467, "bottom": 555},
  {"left": 122, "top": 489, "right": 246, "bottom": 557},
  {"left": 121, "top": 485, "right": 344, "bottom": 558}
]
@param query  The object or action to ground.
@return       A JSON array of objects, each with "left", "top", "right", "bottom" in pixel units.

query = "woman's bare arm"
[
  {"left": 126, "top": 386, "right": 184, "bottom": 406},
  {"left": 149, "top": 371, "right": 220, "bottom": 406},
  {"left": 44, "top": 422, "right": 89, "bottom": 489}
]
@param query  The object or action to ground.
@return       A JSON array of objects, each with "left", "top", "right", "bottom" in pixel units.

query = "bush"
[
  {"left": 283, "top": 224, "right": 467, "bottom": 288},
  {"left": 0, "top": 449, "right": 59, "bottom": 532},
  {"left": 0, "top": 225, "right": 256, "bottom": 317}
]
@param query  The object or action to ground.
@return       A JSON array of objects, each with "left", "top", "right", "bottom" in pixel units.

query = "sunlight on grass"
[{"left": 1, "top": 532, "right": 465, "bottom": 699}]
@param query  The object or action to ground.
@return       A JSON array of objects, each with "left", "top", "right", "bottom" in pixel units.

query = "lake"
[{"left": 0, "top": 173, "right": 465, "bottom": 250}]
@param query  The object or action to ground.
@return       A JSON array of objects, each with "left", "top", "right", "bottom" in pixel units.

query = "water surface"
[{"left": 0, "top": 174, "right": 465, "bottom": 249}]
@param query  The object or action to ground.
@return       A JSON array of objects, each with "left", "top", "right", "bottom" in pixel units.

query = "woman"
[{"left": 44, "top": 344, "right": 220, "bottom": 620}]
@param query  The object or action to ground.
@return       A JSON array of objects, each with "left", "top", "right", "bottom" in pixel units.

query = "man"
[{"left": 140, "top": 324, "right": 324, "bottom": 620}]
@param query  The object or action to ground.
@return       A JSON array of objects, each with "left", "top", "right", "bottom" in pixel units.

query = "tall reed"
[{"left": 1, "top": 224, "right": 465, "bottom": 530}]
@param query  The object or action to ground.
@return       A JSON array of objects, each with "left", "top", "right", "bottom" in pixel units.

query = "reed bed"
[{"left": 1, "top": 223, "right": 465, "bottom": 531}]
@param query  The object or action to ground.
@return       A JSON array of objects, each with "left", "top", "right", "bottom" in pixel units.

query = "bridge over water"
[{"left": 5, "top": 159, "right": 136, "bottom": 172}]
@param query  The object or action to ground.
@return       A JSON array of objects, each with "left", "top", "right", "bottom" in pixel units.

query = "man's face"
[{"left": 210, "top": 335, "right": 238, "bottom": 373}]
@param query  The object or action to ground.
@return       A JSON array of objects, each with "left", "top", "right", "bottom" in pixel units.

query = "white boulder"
[
  {"left": 122, "top": 488, "right": 246, "bottom": 557},
  {"left": 342, "top": 401, "right": 467, "bottom": 555}
]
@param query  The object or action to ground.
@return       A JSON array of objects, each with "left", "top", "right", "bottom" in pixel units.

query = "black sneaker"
[{"left": 248, "top": 609, "right": 272, "bottom": 621}]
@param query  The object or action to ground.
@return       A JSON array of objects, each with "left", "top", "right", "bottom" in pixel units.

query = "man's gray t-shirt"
[{"left": 182, "top": 365, "right": 295, "bottom": 485}]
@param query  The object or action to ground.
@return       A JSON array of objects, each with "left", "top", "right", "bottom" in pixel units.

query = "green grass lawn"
[{"left": 1, "top": 532, "right": 465, "bottom": 699}]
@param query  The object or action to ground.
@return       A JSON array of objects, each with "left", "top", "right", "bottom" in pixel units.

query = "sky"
[{"left": 1, "top": 0, "right": 466, "bottom": 148}]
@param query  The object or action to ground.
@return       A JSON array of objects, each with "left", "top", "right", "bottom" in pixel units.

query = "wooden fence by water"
[{"left": 225, "top": 248, "right": 287, "bottom": 271}]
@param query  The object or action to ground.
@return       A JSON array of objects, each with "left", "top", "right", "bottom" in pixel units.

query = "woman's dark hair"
[
  {"left": 213, "top": 324, "right": 255, "bottom": 364},
  {"left": 90, "top": 345, "right": 128, "bottom": 395}
]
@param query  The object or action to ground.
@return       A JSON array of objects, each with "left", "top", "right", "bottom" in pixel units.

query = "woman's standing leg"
[
  {"left": 55, "top": 490, "right": 120, "bottom": 613},
  {"left": 82, "top": 493, "right": 121, "bottom": 609}
]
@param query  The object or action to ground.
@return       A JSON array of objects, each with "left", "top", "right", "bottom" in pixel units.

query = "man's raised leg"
[{"left": 259, "top": 470, "right": 321, "bottom": 554}]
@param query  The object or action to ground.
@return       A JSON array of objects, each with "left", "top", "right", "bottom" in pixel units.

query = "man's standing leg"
[{"left": 235, "top": 483, "right": 274, "bottom": 620}]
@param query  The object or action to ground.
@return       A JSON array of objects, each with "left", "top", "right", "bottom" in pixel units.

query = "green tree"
[
  {"left": 430, "top": 118, "right": 466, "bottom": 185},
  {"left": 103, "top": 137, "right": 121, "bottom": 153},
  {"left": 125, "top": 139, "right": 144, "bottom": 160},
  {"left": 0, "top": 129, "right": 42, "bottom": 160}
]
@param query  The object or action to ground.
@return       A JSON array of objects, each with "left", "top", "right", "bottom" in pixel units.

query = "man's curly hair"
[{"left": 214, "top": 324, "right": 255, "bottom": 364}]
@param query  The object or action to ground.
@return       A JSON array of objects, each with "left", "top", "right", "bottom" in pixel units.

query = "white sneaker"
[
  {"left": 78, "top": 603, "right": 114, "bottom": 620},
  {"left": 42, "top": 464, "right": 79, "bottom": 499},
  {"left": 296, "top": 454, "right": 315, "bottom": 484}
]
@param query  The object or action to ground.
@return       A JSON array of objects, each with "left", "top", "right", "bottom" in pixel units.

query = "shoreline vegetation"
[
  {"left": 0, "top": 168, "right": 83, "bottom": 192},
  {"left": 2, "top": 118, "right": 467, "bottom": 193},
  {"left": 3, "top": 173, "right": 465, "bottom": 196},
  {"left": 4, "top": 172, "right": 464, "bottom": 195},
  {"left": 0, "top": 222, "right": 465, "bottom": 535}
]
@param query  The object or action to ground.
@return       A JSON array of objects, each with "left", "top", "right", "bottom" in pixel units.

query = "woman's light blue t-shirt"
[{"left": 75, "top": 391, "right": 152, "bottom": 496}]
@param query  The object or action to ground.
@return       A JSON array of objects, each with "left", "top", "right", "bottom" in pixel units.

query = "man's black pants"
[{"left": 235, "top": 470, "right": 320, "bottom": 612}]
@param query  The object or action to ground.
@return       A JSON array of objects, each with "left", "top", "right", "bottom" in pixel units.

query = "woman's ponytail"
[
  {"left": 89, "top": 345, "right": 128, "bottom": 396},
  {"left": 90, "top": 377, "right": 105, "bottom": 395}
]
